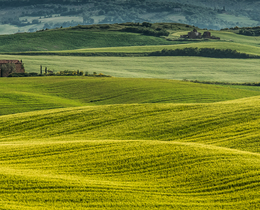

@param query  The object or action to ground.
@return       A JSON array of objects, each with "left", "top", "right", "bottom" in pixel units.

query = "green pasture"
[
  {"left": 1, "top": 77, "right": 259, "bottom": 115},
  {"left": 1, "top": 98, "right": 260, "bottom": 209},
  {"left": 1, "top": 25, "right": 260, "bottom": 54},
  {"left": 1, "top": 98, "right": 260, "bottom": 152},
  {"left": 210, "top": 30, "right": 260, "bottom": 47},
  {"left": 171, "top": 30, "right": 260, "bottom": 48},
  {"left": 1, "top": 55, "right": 260, "bottom": 82},
  {"left": 0, "top": 30, "right": 174, "bottom": 52},
  {"left": 0, "top": 139, "right": 260, "bottom": 209},
  {"left": 1, "top": 23, "right": 260, "bottom": 210}
]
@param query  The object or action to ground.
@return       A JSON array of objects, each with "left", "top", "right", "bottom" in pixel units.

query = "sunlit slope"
[
  {"left": 15, "top": 42, "right": 260, "bottom": 56},
  {"left": 1, "top": 77, "right": 259, "bottom": 115},
  {"left": 1, "top": 140, "right": 260, "bottom": 209},
  {"left": 211, "top": 31, "right": 260, "bottom": 47},
  {"left": 0, "top": 30, "right": 174, "bottom": 52},
  {"left": 1, "top": 97, "right": 260, "bottom": 153},
  {"left": 174, "top": 30, "right": 260, "bottom": 48},
  {"left": 5, "top": 30, "right": 260, "bottom": 56}
]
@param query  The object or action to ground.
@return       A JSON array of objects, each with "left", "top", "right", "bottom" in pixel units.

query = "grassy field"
[
  {"left": 1, "top": 55, "right": 260, "bottom": 83},
  {"left": 1, "top": 77, "right": 259, "bottom": 115},
  {"left": 1, "top": 140, "right": 260, "bottom": 210},
  {"left": 0, "top": 30, "right": 176, "bottom": 52},
  {"left": 1, "top": 23, "right": 260, "bottom": 209},
  {"left": 1, "top": 98, "right": 260, "bottom": 209},
  {"left": 1, "top": 78, "right": 260, "bottom": 209},
  {"left": 1, "top": 24, "right": 260, "bottom": 54},
  {"left": 1, "top": 97, "right": 260, "bottom": 149}
]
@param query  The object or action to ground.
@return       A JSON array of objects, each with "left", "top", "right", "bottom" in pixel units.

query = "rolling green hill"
[
  {"left": 3, "top": 27, "right": 260, "bottom": 59},
  {"left": 2, "top": 22, "right": 260, "bottom": 210},
  {"left": 1, "top": 140, "right": 260, "bottom": 209},
  {"left": 1, "top": 97, "right": 260, "bottom": 209},
  {"left": 0, "top": 29, "right": 175, "bottom": 52},
  {"left": 1, "top": 77, "right": 259, "bottom": 115},
  {"left": 1, "top": 97, "right": 260, "bottom": 153},
  {"left": 1, "top": 24, "right": 259, "bottom": 55}
]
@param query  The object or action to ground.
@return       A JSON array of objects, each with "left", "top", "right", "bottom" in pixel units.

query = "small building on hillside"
[
  {"left": 188, "top": 29, "right": 202, "bottom": 38},
  {"left": 180, "top": 30, "right": 220, "bottom": 40},
  {"left": 202, "top": 31, "right": 211, "bottom": 38},
  {"left": 180, "top": 29, "right": 202, "bottom": 39},
  {"left": 0, "top": 60, "right": 25, "bottom": 77}
]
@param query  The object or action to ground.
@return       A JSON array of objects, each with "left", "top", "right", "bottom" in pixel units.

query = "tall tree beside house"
[{"left": 40, "top": 65, "right": 42, "bottom": 75}]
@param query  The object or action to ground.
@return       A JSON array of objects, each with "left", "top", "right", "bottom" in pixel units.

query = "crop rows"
[
  {"left": 0, "top": 77, "right": 259, "bottom": 115},
  {"left": 1, "top": 26, "right": 260, "bottom": 209},
  {"left": 1, "top": 139, "right": 260, "bottom": 209}
]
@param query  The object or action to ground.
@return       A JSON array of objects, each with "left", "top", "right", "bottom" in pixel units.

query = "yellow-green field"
[
  {"left": 1, "top": 95, "right": 260, "bottom": 209},
  {"left": 2, "top": 23, "right": 260, "bottom": 209},
  {"left": 1, "top": 77, "right": 259, "bottom": 115}
]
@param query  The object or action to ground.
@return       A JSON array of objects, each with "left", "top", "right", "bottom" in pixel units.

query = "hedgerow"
[{"left": 149, "top": 47, "right": 258, "bottom": 58}]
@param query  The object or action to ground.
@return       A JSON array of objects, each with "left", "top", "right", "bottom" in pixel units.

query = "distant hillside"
[
  {"left": 0, "top": 0, "right": 260, "bottom": 34},
  {"left": 3, "top": 24, "right": 260, "bottom": 58},
  {"left": 0, "top": 22, "right": 201, "bottom": 52},
  {"left": 0, "top": 25, "right": 170, "bottom": 52}
]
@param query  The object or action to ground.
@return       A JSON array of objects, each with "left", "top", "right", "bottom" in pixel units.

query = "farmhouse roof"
[{"left": 0, "top": 60, "right": 21, "bottom": 64}]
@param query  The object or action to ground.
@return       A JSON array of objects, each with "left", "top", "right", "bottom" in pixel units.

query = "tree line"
[
  {"left": 122, "top": 22, "right": 170, "bottom": 37},
  {"left": 149, "top": 48, "right": 258, "bottom": 58}
]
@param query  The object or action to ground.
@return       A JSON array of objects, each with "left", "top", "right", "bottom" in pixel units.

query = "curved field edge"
[
  {"left": 3, "top": 30, "right": 260, "bottom": 56},
  {"left": 0, "top": 30, "right": 175, "bottom": 53},
  {"left": 1, "top": 140, "right": 260, "bottom": 209},
  {"left": 0, "top": 77, "right": 259, "bottom": 115},
  {"left": 1, "top": 97, "right": 260, "bottom": 153},
  {"left": 7, "top": 42, "right": 260, "bottom": 57}
]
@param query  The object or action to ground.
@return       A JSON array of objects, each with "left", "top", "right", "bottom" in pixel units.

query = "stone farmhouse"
[
  {"left": 180, "top": 29, "right": 220, "bottom": 40},
  {"left": 0, "top": 60, "right": 25, "bottom": 77}
]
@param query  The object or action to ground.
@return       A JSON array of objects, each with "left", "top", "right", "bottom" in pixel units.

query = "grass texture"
[
  {"left": 1, "top": 97, "right": 260, "bottom": 152},
  {"left": 0, "top": 77, "right": 259, "bottom": 115},
  {"left": 1, "top": 25, "right": 260, "bottom": 209},
  {"left": 1, "top": 97, "right": 260, "bottom": 209},
  {"left": 2, "top": 54, "right": 260, "bottom": 82}
]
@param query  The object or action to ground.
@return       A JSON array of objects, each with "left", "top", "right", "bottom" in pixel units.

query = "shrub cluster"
[
  {"left": 239, "top": 28, "right": 260, "bottom": 36},
  {"left": 149, "top": 48, "right": 257, "bottom": 58},
  {"left": 56, "top": 70, "right": 84, "bottom": 76},
  {"left": 8, "top": 72, "right": 39, "bottom": 77},
  {"left": 57, "top": 70, "right": 110, "bottom": 77},
  {"left": 186, "top": 79, "right": 260, "bottom": 86},
  {"left": 122, "top": 26, "right": 170, "bottom": 37},
  {"left": 8, "top": 71, "right": 111, "bottom": 77},
  {"left": 224, "top": 26, "right": 260, "bottom": 36}
]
